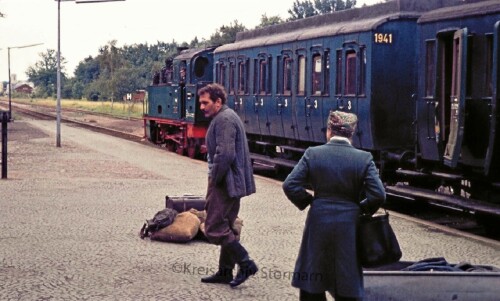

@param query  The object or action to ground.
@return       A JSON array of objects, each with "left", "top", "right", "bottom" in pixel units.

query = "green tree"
[
  {"left": 288, "top": 0, "right": 317, "bottom": 20},
  {"left": 74, "top": 56, "right": 100, "bottom": 85},
  {"left": 208, "top": 20, "right": 247, "bottom": 46},
  {"left": 97, "top": 40, "right": 124, "bottom": 103},
  {"left": 26, "top": 49, "right": 67, "bottom": 98},
  {"left": 288, "top": 0, "right": 356, "bottom": 20},
  {"left": 72, "top": 56, "right": 100, "bottom": 99},
  {"left": 255, "top": 14, "right": 284, "bottom": 29}
]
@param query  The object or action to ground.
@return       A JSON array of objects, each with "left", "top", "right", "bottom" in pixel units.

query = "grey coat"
[
  {"left": 282, "top": 139, "right": 385, "bottom": 298},
  {"left": 206, "top": 105, "right": 256, "bottom": 198}
]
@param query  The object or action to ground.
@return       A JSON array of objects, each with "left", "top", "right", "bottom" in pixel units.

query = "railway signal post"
[{"left": 1, "top": 111, "right": 8, "bottom": 179}]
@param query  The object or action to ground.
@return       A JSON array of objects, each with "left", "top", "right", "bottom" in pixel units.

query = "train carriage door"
[
  {"left": 251, "top": 53, "right": 272, "bottom": 137},
  {"left": 295, "top": 49, "right": 312, "bottom": 142},
  {"left": 228, "top": 57, "right": 237, "bottom": 111},
  {"left": 485, "top": 21, "right": 500, "bottom": 177},
  {"left": 278, "top": 50, "right": 297, "bottom": 139},
  {"left": 308, "top": 46, "right": 328, "bottom": 144},
  {"left": 443, "top": 29, "right": 468, "bottom": 167},
  {"left": 336, "top": 42, "right": 363, "bottom": 145},
  {"left": 235, "top": 56, "right": 249, "bottom": 127}
]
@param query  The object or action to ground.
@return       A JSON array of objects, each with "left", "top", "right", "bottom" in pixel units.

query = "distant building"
[{"left": 13, "top": 82, "right": 34, "bottom": 95}]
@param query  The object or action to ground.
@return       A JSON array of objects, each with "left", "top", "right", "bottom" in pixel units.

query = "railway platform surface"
[{"left": 1, "top": 119, "right": 499, "bottom": 301}]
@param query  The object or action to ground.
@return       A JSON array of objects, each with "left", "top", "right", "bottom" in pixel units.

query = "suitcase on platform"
[{"left": 165, "top": 194, "right": 206, "bottom": 212}]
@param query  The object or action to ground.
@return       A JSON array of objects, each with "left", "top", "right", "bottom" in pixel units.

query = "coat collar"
[
  {"left": 211, "top": 104, "right": 229, "bottom": 119},
  {"left": 327, "top": 136, "right": 352, "bottom": 146}
]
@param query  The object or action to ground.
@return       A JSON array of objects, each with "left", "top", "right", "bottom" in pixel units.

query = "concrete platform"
[{"left": 1, "top": 119, "right": 499, "bottom": 301}]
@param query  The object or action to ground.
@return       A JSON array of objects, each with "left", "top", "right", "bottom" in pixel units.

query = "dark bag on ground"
[
  {"left": 165, "top": 194, "right": 206, "bottom": 212},
  {"left": 149, "top": 211, "right": 201, "bottom": 243},
  {"left": 357, "top": 210, "right": 402, "bottom": 268},
  {"left": 139, "top": 208, "right": 178, "bottom": 239}
]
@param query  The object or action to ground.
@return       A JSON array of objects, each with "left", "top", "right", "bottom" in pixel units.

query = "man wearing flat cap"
[{"left": 283, "top": 110, "right": 386, "bottom": 301}]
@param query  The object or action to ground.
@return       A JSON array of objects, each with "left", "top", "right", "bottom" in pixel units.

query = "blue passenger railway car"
[
  {"left": 213, "top": 0, "right": 421, "bottom": 167},
  {"left": 414, "top": 0, "right": 500, "bottom": 201},
  {"left": 144, "top": 0, "right": 500, "bottom": 208}
]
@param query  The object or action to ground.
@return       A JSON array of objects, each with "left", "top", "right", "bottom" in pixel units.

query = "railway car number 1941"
[{"left": 374, "top": 33, "right": 393, "bottom": 44}]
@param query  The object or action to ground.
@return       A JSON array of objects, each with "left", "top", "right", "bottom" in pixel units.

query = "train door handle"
[
  {"left": 305, "top": 97, "right": 313, "bottom": 117},
  {"left": 337, "top": 98, "right": 345, "bottom": 110},
  {"left": 276, "top": 97, "right": 282, "bottom": 115}
]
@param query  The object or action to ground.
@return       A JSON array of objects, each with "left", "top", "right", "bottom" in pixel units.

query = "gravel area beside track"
[{"left": 1, "top": 119, "right": 499, "bottom": 301}]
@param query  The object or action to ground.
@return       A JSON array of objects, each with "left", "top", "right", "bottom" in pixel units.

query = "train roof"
[
  {"left": 175, "top": 47, "right": 216, "bottom": 61},
  {"left": 215, "top": 11, "right": 420, "bottom": 53},
  {"left": 215, "top": 0, "right": 425, "bottom": 53},
  {"left": 215, "top": 0, "right": 493, "bottom": 53},
  {"left": 418, "top": 0, "right": 500, "bottom": 24}
]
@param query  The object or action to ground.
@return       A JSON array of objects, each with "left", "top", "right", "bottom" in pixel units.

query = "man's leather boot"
[
  {"left": 201, "top": 245, "right": 234, "bottom": 284},
  {"left": 226, "top": 240, "right": 258, "bottom": 287}
]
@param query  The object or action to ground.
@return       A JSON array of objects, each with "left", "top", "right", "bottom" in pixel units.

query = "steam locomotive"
[{"left": 143, "top": 0, "right": 500, "bottom": 205}]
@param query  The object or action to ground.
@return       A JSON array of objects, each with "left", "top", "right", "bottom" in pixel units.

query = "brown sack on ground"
[
  {"left": 150, "top": 211, "right": 201, "bottom": 243},
  {"left": 189, "top": 208, "right": 207, "bottom": 224},
  {"left": 198, "top": 214, "right": 243, "bottom": 241}
]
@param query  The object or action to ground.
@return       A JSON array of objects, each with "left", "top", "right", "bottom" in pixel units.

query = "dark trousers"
[
  {"left": 299, "top": 290, "right": 361, "bottom": 301},
  {"left": 204, "top": 182, "right": 240, "bottom": 246}
]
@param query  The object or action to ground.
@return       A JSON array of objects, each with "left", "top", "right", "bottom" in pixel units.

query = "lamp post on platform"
[
  {"left": 7, "top": 43, "right": 43, "bottom": 121},
  {"left": 55, "top": 0, "right": 125, "bottom": 147}
]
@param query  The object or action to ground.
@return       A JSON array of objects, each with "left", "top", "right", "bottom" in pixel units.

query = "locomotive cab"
[{"left": 144, "top": 47, "right": 215, "bottom": 157}]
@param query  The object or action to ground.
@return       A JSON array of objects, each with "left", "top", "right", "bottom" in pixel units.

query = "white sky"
[{"left": 0, "top": 0, "right": 380, "bottom": 81}]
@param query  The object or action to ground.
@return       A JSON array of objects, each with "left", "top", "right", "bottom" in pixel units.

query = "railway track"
[
  {"left": 1, "top": 101, "right": 146, "bottom": 144},
  {"left": 5, "top": 101, "right": 500, "bottom": 240}
]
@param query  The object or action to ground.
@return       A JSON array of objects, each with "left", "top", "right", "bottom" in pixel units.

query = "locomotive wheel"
[
  {"left": 176, "top": 146, "right": 185, "bottom": 156},
  {"left": 148, "top": 123, "right": 158, "bottom": 144},
  {"left": 165, "top": 141, "right": 175, "bottom": 152},
  {"left": 188, "top": 146, "right": 197, "bottom": 159},
  {"left": 187, "top": 139, "right": 200, "bottom": 159}
]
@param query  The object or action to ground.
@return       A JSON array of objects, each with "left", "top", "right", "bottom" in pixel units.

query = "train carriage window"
[
  {"left": 298, "top": 55, "right": 306, "bottom": 95},
  {"left": 267, "top": 56, "right": 273, "bottom": 94},
  {"left": 425, "top": 41, "right": 436, "bottom": 97},
  {"left": 466, "top": 37, "right": 473, "bottom": 98},
  {"left": 245, "top": 58, "right": 250, "bottom": 94},
  {"left": 216, "top": 61, "right": 226, "bottom": 86},
  {"left": 229, "top": 61, "right": 235, "bottom": 94},
  {"left": 194, "top": 57, "right": 208, "bottom": 78},
  {"left": 345, "top": 51, "right": 357, "bottom": 96},
  {"left": 324, "top": 51, "right": 330, "bottom": 95},
  {"left": 276, "top": 55, "right": 283, "bottom": 94},
  {"left": 359, "top": 47, "right": 366, "bottom": 95},
  {"left": 284, "top": 57, "right": 293, "bottom": 95},
  {"left": 336, "top": 50, "right": 342, "bottom": 95},
  {"left": 485, "top": 35, "right": 493, "bottom": 96},
  {"left": 179, "top": 61, "right": 187, "bottom": 83},
  {"left": 253, "top": 59, "right": 258, "bottom": 94},
  {"left": 451, "top": 38, "right": 460, "bottom": 97},
  {"left": 237, "top": 59, "right": 249, "bottom": 95},
  {"left": 259, "top": 57, "right": 269, "bottom": 95},
  {"left": 312, "top": 54, "right": 322, "bottom": 95},
  {"left": 259, "top": 60, "right": 267, "bottom": 94}
]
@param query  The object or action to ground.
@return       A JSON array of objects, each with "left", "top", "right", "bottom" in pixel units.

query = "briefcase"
[{"left": 165, "top": 194, "right": 206, "bottom": 212}]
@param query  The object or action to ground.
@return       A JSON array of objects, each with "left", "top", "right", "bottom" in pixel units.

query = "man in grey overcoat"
[
  {"left": 283, "top": 111, "right": 386, "bottom": 301},
  {"left": 198, "top": 83, "right": 258, "bottom": 287}
]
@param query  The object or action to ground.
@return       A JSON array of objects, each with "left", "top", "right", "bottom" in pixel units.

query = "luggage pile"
[{"left": 139, "top": 195, "right": 242, "bottom": 243}]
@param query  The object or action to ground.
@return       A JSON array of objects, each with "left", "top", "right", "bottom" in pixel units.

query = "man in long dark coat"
[
  {"left": 283, "top": 111, "right": 385, "bottom": 301},
  {"left": 198, "top": 83, "right": 258, "bottom": 287}
]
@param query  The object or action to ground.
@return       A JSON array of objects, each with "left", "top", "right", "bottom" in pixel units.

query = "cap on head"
[{"left": 327, "top": 110, "right": 358, "bottom": 138}]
